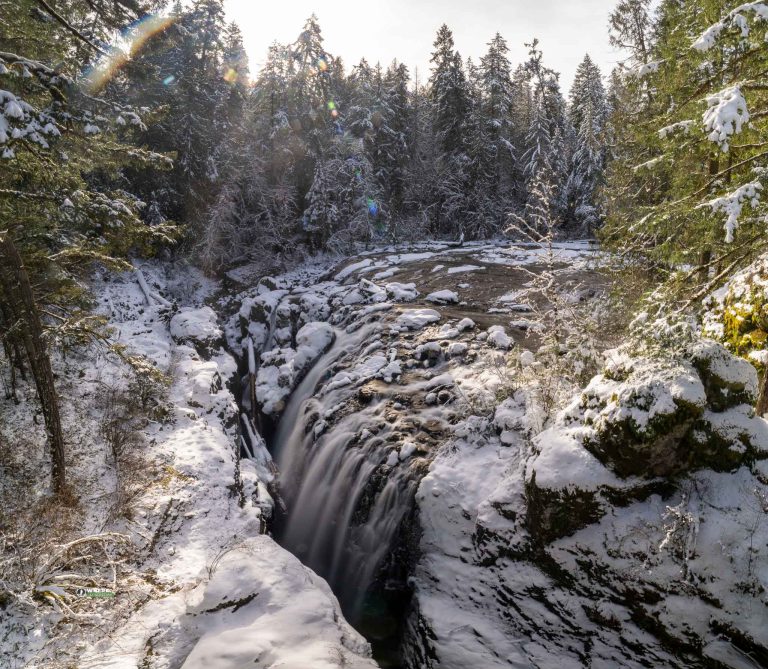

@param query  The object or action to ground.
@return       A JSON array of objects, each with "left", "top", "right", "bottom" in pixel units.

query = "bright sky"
[{"left": 223, "top": 0, "right": 622, "bottom": 92}]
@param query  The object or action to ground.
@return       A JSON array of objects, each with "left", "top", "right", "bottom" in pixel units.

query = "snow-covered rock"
[
  {"left": 486, "top": 324, "right": 512, "bottom": 349},
  {"left": 425, "top": 289, "right": 459, "bottom": 304},
  {"left": 395, "top": 308, "right": 441, "bottom": 330},
  {"left": 385, "top": 282, "right": 419, "bottom": 302},
  {"left": 407, "top": 349, "right": 768, "bottom": 668},
  {"left": 256, "top": 322, "right": 335, "bottom": 415},
  {"left": 170, "top": 306, "right": 223, "bottom": 354}
]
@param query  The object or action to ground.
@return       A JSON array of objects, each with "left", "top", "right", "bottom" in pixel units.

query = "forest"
[{"left": 2, "top": 1, "right": 768, "bottom": 668}]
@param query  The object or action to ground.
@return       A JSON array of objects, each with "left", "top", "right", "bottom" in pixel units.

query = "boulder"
[
  {"left": 690, "top": 339, "right": 758, "bottom": 411},
  {"left": 577, "top": 359, "right": 707, "bottom": 477},
  {"left": 170, "top": 307, "right": 224, "bottom": 357}
]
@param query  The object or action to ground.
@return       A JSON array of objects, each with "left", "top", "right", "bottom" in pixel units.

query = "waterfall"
[{"left": 271, "top": 324, "right": 416, "bottom": 619}]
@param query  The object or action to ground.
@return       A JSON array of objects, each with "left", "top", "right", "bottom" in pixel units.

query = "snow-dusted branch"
[
  {"left": 658, "top": 120, "right": 694, "bottom": 139},
  {"left": 693, "top": 2, "right": 768, "bottom": 51},
  {"left": 698, "top": 180, "right": 762, "bottom": 243},
  {"left": 702, "top": 86, "right": 749, "bottom": 152}
]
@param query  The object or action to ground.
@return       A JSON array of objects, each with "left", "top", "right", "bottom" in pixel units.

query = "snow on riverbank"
[{"left": 0, "top": 261, "right": 376, "bottom": 669}]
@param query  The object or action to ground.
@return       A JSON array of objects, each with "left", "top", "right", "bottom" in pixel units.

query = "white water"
[{"left": 272, "top": 323, "right": 416, "bottom": 618}]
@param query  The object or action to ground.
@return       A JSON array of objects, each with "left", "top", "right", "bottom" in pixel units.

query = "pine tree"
[
  {"left": 380, "top": 61, "right": 411, "bottom": 227},
  {"left": 404, "top": 69, "right": 438, "bottom": 232},
  {"left": 428, "top": 25, "right": 471, "bottom": 235},
  {"left": 520, "top": 41, "right": 570, "bottom": 234},
  {"left": 429, "top": 25, "right": 470, "bottom": 159},
  {"left": 509, "top": 63, "right": 534, "bottom": 206},
  {"left": 303, "top": 137, "right": 380, "bottom": 251},
  {"left": 478, "top": 33, "right": 516, "bottom": 228},
  {"left": 608, "top": 0, "right": 653, "bottom": 67},
  {"left": 346, "top": 59, "right": 375, "bottom": 139}
]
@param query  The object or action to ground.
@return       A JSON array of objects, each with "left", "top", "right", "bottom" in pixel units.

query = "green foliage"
[
  {"left": 702, "top": 258, "right": 768, "bottom": 371},
  {"left": 602, "top": 0, "right": 768, "bottom": 302},
  {"left": 0, "top": 0, "right": 177, "bottom": 339}
]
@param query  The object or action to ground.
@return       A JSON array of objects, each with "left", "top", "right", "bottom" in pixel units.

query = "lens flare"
[
  {"left": 223, "top": 68, "right": 238, "bottom": 84},
  {"left": 317, "top": 58, "right": 328, "bottom": 72},
  {"left": 83, "top": 13, "right": 176, "bottom": 93},
  {"left": 327, "top": 100, "right": 336, "bottom": 111},
  {"left": 162, "top": 75, "right": 175, "bottom": 86},
  {"left": 367, "top": 198, "right": 379, "bottom": 216}
]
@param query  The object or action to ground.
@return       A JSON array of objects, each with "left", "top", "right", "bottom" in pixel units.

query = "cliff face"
[{"left": 404, "top": 343, "right": 768, "bottom": 669}]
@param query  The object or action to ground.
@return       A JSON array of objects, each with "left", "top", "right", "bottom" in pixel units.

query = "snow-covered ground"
[{"left": 3, "top": 239, "right": 766, "bottom": 669}]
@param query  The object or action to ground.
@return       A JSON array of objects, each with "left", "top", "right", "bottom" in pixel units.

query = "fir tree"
[
  {"left": 603, "top": 0, "right": 768, "bottom": 300},
  {"left": 479, "top": 32, "right": 516, "bottom": 227},
  {"left": 428, "top": 25, "right": 471, "bottom": 235}
]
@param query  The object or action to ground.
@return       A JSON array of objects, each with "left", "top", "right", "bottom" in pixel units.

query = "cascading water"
[{"left": 271, "top": 324, "right": 416, "bottom": 622}]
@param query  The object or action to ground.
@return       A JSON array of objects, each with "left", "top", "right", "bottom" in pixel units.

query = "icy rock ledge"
[{"left": 256, "top": 321, "right": 335, "bottom": 415}]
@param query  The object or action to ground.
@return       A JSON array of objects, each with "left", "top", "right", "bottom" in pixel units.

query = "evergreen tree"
[
  {"left": 509, "top": 63, "right": 534, "bottom": 205},
  {"left": 520, "top": 41, "right": 571, "bottom": 233},
  {"left": 603, "top": 0, "right": 768, "bottom": 299},
  {"left": 380, "top": 61, "right": 411, "bottom": 226},
  {"left": 428, "top": 25, "right": 471, "bottom": 235},
  {"left": 303, "top": 137, "right": 380, "bottom": 251},
  {"left": 567, "top": 55, "right": 607, "bottom": 234},
  {"left": 429, "top": 25, "right": 470, "bottom": 159},
  {"left": 478, "top": 33, "right": 516, "bottom": 228},
  {"left": 403, "top": 69, "right": 438, "bottom": 232},
  {"left": 0, "top": 0, "right": 174, "bottom": 493},
  {"left": 346, "top": 59, "right": 375, "bottom": 139},
  {"left": 608, "top": 0, "right": 653, "bottom": 67}
]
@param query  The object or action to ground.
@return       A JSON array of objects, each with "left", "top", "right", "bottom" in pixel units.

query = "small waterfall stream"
[{"left": 270, "top": 324, "right": 416, "bottom": 624}]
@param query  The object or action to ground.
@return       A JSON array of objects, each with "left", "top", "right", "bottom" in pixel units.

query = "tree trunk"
[
  {"left": 757, "top": 368, "right": 768, "bottom": 418},
  {"left": 698, "top": 155, "right": 720, "bottom": 285},
  {"left": 0, "top": 233, "right": 66, "bottom": 493}
]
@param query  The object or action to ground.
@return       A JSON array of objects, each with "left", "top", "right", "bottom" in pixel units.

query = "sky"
[{"left": 223, "top": 0, "right": 623, "bottom": 92}]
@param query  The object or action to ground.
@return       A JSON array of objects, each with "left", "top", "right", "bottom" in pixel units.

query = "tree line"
[{"left": 115, "top": 3, "right": 610, "bottom": 269}]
